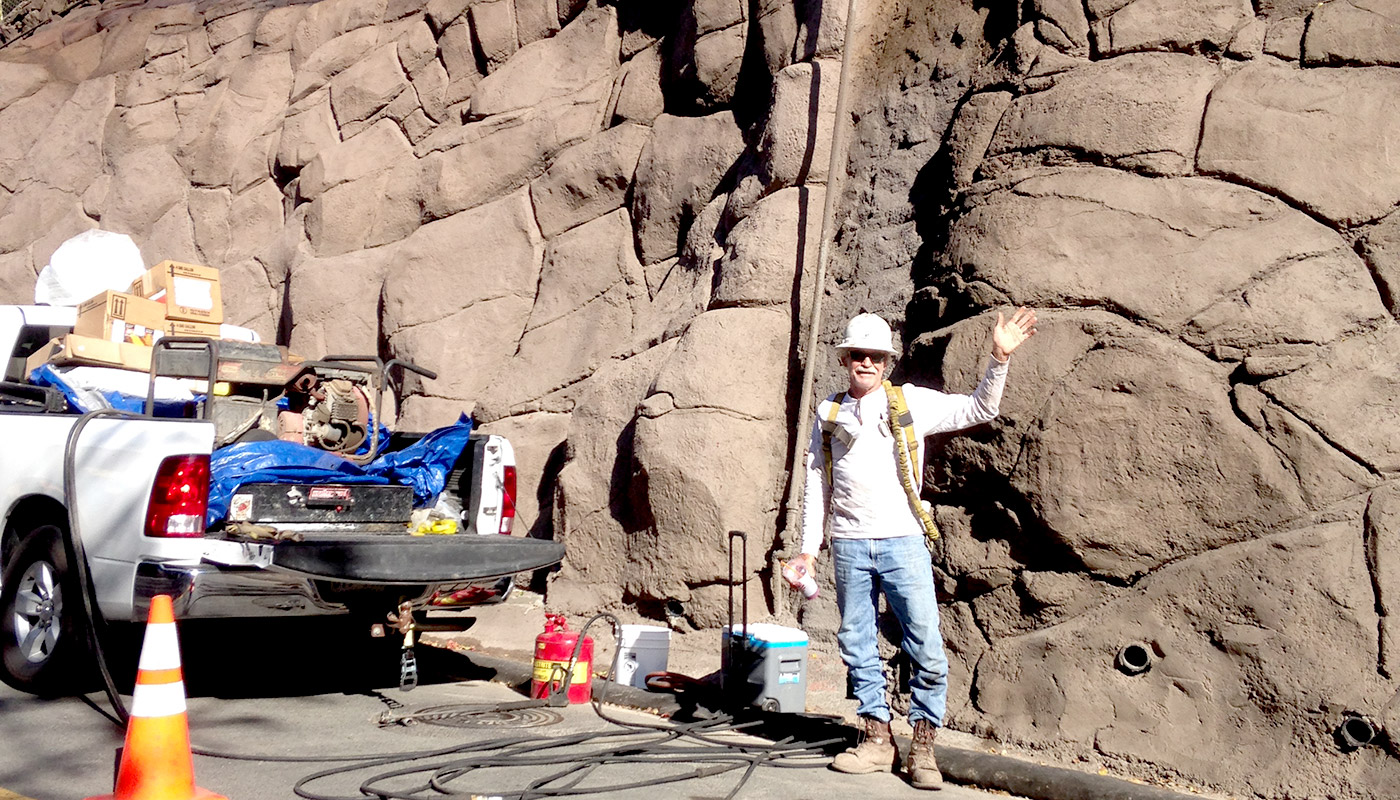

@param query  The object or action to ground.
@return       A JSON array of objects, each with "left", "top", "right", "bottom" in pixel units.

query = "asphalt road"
[{"left": 0, "top": 618, "right": 1015, "bottom": 800}]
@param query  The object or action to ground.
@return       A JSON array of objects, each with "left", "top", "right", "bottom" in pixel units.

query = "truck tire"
[{"left": 0, "top": 526, "right": 89, "bottom": 696}]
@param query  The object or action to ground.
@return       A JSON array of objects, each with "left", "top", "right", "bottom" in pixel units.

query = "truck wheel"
[{"left": 0, "top": 527, "right": 88, "bottom": 696}]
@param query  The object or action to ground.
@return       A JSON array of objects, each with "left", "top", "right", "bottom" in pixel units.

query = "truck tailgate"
[{"left": 267, "top": 534, "right": 564, "bottom": 583}]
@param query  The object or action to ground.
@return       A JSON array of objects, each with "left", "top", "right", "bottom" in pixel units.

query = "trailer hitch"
[
  {"left": 369, "top": 602, "right": 482, "bottom": 690},
  {"left": 383, "top": 601, "right": 419, "bottom": 691}
]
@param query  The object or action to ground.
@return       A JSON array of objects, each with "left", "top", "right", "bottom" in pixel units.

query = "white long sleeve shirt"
[{"left": 799, "top": 358, "right": 1010, "bottom": 556}]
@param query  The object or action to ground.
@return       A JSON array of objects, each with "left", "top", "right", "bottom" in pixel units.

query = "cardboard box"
[
  {"left": 74, "top": 291, "right": 167, "bottom": 345},
  {"left": 24, "top": 338, "right": 62, "bottom": 376},
  {"left": 45, "top": 334, "right": 153, "bottom": 372},
  {"left": 130, "top": 261, "right": 223, "bottom": 324},
  {"left": 164, "top": 320, "right": 223, "bottom": 339}
]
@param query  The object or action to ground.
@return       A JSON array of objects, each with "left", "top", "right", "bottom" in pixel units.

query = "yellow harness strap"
[
  {"left": 885, "top": 381, "right": 940, "bottom": 541},
  {"left": 820, "top": 391, "right": 845, "bottom": 488},
  {"left": 820, "top": 384, "right": 939, "bottom": 542}
]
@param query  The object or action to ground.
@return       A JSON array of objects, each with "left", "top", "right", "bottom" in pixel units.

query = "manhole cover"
[{"left": 398, "top": 705, "right": 564, "bottom": 729}]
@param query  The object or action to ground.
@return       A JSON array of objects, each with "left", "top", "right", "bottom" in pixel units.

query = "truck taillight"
[
  {"left": 146, "top": 455, "right": 210, "bottom": 538},
  {"left": 499, "top": 465, "right": 516, "bottom": 535}
]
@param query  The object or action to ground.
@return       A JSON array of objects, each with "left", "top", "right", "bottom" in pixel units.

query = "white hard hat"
[{"left": 836, "top": 313, "right": 898, "bottom": 355}]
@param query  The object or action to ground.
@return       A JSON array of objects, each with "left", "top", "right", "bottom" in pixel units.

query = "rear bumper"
[
  {"left": 269, "top": 534, "right": 565, "bottom": 583},
  {"left": 132, "top": 561, "right": 512, "bottom": 620}
]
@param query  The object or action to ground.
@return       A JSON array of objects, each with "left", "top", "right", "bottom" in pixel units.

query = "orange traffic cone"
[{"left": 86, "top": 594, "right": 227, "bottom": 800}]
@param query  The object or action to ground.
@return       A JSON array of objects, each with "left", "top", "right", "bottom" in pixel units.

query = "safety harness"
[
  {"left": 820, "top": 390, "right": 847, "bottom": 485},
  {"left": 820, "top": 381, "right": 940, "bottom": 541}
]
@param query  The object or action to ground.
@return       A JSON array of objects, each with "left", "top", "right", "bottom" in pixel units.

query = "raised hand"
[{"left": 991, "top": 306, "right": 1037, "bottom": 362}]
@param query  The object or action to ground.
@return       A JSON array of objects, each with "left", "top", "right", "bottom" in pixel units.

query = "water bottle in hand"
[{"left": 781, "top": 560, "right": 819, "bottom": 599}]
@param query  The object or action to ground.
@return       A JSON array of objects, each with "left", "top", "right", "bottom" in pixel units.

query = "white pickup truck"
[{"left": 0, "top": 304, "right": 564, "bottom": 695}]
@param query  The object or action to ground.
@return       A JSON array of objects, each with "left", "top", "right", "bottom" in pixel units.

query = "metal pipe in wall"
[{"left": 778, "top": 0, "right": 863, "bottom": 608}]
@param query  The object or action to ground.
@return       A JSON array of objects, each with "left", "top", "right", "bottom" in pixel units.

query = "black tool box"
[{"left": 229, "top": 483, "right": 414, "bottom": 524}]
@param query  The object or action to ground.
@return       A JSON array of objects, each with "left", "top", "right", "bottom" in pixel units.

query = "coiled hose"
[{"left": 186, "top": 612, "right": 840, "bottom": 800}]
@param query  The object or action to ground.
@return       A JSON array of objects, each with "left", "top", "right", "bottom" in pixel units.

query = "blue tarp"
[
  {"left": 29, "top": 363, "right": 195, "bottom": 416},
  {"left": 27, "top": 364, "right": 475, "bottom": 526},
  {"left": 358, "top": 417, "right": 476, "bottom": 504},
  {"left": 207, "top": 415, "right": 474, "bottom": 525}
]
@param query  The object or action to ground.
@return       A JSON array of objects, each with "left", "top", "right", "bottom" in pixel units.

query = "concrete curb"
[
  {"left": 930, "top": 742, "right": 1207, "bottom": 800},
  {"left": 447, "top": 646, "right": 1205, "bottom": 800}
]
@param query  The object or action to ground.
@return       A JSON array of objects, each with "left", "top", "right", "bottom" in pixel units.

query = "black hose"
[
  {"left": 56, "top": 442, "right": 834, "bottom": 800},
  {"left": 288, "top": 725, "right": 784, "bottom": 800},
  {"left": 63, "top": 408, "right": 143, "bottom": 726},
  {"left": 271, "top": 613, "right": 832, "bottom": 800},
  {"left": 57, "top": 416, "right": 826, "bottom": 799}
]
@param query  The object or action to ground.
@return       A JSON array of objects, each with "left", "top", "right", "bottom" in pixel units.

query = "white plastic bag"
[
  {"left": 34, "top": 230, "right": 146, "bottom": 306},
  {"left": 219, "top": 324, "right": 260, "bottom": 343},
  {"left": 40, "top": 365, "right": 202, "bottom": 410}
]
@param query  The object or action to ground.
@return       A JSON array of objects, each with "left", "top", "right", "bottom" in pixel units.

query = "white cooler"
[{"left": 615, "top": 624, "right": 670, "bottom": 689}]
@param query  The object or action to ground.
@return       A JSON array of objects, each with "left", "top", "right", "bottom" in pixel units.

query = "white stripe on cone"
[
  {"left": 136, "top": 623, "right": 182, "bottom": 671},
  {"left": 129, "top": 680, "right": 188, "bottom": 717}
]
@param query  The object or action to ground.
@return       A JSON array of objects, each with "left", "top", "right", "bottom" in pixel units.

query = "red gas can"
[{"left": 531, "top": 613, "right": 593, "bottom": 704}]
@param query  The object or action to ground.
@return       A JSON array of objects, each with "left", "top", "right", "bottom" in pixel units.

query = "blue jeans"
[{"left": 832, "top": 535, "right": 948, "bottom": 726}]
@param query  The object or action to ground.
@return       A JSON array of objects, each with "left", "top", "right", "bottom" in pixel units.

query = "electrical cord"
[
  {"left": 62, "top": 565, "right": 834, "bottom": 799},
  {"left": 274, "top": 613, "right": 838, "bottom": 800},
  {"left": 295, "top": 713, "right": 832, "bottom": 800},
  {"left": 61, "top": 422, "right": 834, "bottom": 799}
]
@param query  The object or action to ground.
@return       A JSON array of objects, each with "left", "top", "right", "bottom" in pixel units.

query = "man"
[{"left": 795, "top": 308, "right": 1037, "bottom": 789}]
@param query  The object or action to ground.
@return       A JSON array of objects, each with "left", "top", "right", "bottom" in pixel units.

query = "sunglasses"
[{"left": 846, "top": 349, "right": 889, "bottom": 364}]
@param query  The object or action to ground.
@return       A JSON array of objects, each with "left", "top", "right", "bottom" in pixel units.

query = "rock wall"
[
  {"left": 2, "top": 0, "right": 1399, "bottom": 797},
  {"left": 0, "top": 0, "right": 825, "bottom": 631},
  {"left": 826, "top": 0, "right": 1400, "bottom": 797}
]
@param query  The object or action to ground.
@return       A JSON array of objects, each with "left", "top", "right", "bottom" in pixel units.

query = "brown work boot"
[
  {"left": 831, "top": 716, "right": 899, "bottom": 774},
  {"left": 905, "top": 718, "right": 943, "bottom": 789}
]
